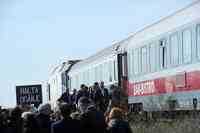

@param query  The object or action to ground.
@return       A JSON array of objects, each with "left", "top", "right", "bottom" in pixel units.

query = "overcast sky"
[{"left": 0, "top": 0, "right": 195, "bottom": 107}]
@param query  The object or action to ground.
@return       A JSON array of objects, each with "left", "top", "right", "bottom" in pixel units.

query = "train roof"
[
  {"left": 69, "top": 0, "right": 200, "bottom": 74},
  {"left": 49, "top": 60, "right": 81, "bottom": 76},
  {"left": 127, "top": 0, "right": 200, "bottom": 48},
  {"left": 69, "top": 37, "right": 130, "bottom": 73}
]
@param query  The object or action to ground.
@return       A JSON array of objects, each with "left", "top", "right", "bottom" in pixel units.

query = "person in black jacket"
[
  {"left": 80, "top": 104, "right": 107, "bottom": 133},
  {"left": 107, "top": 107, "right": 132, "bottom": 133},
  {"left": 60, "top": 89, "right": 70, "bottom": 103},
  {"left": 7, "top": 106, "right": 23, "bottom": 133},
  {"left": 76, "top": 84, "right": 90, "bottom": 104},
  {"left": 22, "top": 112, "right": 39, "bottom": 133},
  {"left": 70, "top": 89, "right": 77, "bottom": 104},
  {"left": 93, "top": 82, "right": 104, "bottom": 111},
  {"left": 100, "top": 81, "right": 109, "bottom": 112},
  {"left": 35, "top": 103, "right": 52, "bottom": 133},
  {"left": 51, "top": 103, "right": 81, "bottom": 133}
]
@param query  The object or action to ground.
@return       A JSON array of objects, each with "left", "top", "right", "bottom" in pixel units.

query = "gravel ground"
[{"left": 130, "top": 119, "right": 200, "bottom": 133}]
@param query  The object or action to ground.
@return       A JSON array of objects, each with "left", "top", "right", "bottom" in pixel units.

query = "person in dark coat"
[
  {"left": 80, "top": 104, "right": 107, "bottom": 133},
  {"left": 106, "top": 85, "right": 122, "bottom": 115},
  {"left": 70, "top": 89, "right": 77, "bottom": 104},
  {"left": 89, "top": 87, "right": 95, "bottom": 101},
  {"left": 60, "top": 89, "right": 70, "bottom": 103},
  {"left": 93, "top": 82, "right": 104, "bottom": 111},
  {"left": 51, "top": 103, "right": 81, "bottom": 133},
  {"left": 7, "top": 106, "right": 23, "bottom": 133},
  {"left": 35, "top": 103, "right": 52, "bottom": 133},
  {"left": 22, "top": 112, "right": 39, "bottom": 133},
  {"left": 0, "top": 109, "right": 11, "bottom": 133},
  {"left": 100, "top": 81, "right": 109, "bottom": 112},
  {"left": 70, "top": 89, "right": 77, "bottom": 112},
  {"left": 76, "top": 84, "right": 90, "bottom": 104},
  {"left": 107, "top": 107, "right": 132, "bottom": 133}
]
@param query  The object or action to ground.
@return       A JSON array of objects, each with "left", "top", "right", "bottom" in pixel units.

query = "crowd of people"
[{"left": 0, "top": 81, "right": 132, "bottom": 133}]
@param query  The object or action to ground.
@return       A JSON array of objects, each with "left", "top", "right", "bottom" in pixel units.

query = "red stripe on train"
[{"left": 126, "top": 71, "right": 200, "bottom": 96}]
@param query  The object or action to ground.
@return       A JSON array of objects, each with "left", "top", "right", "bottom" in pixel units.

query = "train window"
[
  {"left": 87, "top": 69, "right": 90, "bottom": 85},
  {"left": 170, "top": 33, "right": 179, "bottom": 66},
  {"left": 149, "top": 43, "right": 157, "bottom": 72},
  {"left": 71, "top": 77, "right": 74, "bottom": 89},
  {"left": 86, "top": 70, "right": 89, "bottom": 85},
  {"left": 88, "top": 69, "right": 90, "bottom": 84},
  {"left": 130, "top": 50, "right": 134, "bottom": 77},
  {"left": 90, "top": 68, "right": 93, "bottom": 84},
  {"left": 159, "top": 39, "right": 167, "bottom": 69},
  {"left": 85, "top": 71, "right": 87, "bottom": 85},
  {"left": 133, "top": 48, "right": 140, "bottom": 75},
  {"left": 80, "top": 72, "right": 83, "bottom": 85},
  {"left": 92, "top": 68, "right": 95, "bottom": 83},
  {"left": 115, "top": 59, "right": 118, "bottom": 81},
  {"left": 99, "top": 64, "right": 103, "bottom": 81},
  {"left": 88, "top": 70, "right": 90, "bottom": 85},
  {"left": 93, "top": 67, "right": 96, "bottom": 83},
  {"left": 83, "top": 72, "right": 86, "bottom": 83},
  {"left": 81, "top": 72, "right": 84, "bottom": 83},
  {"left": 182, "top": 29, "right": 192, "bottom": 63},
  {"left": 97, "top": 66, "right": 100, "bottom": 81},
  {"left": 131, "top": 49, "right": 135, "bottom": 77},
  {"left": 96, "top": 66, "right": 99, "bottom": 82},
  {"left": 76, "top": 75, "right": 79, "bottom": 89},
  {"left": 114, "top": 60, "right": 118, "bottom": 81},
  {"left": 95, "top": 66, "right": 98, "bottom": 81},
  {"left": 197, "top": 25, "right": 200, "bottom": 59},
  {"left": 107, "top": 62, "right": 110, "bottom": 82},
  {"left": 114, "top": 60, "right": 116, "bottom": 81},
  {"left": 111, "top": 61, "right": 115, "bottom": 81},
  {"left": 127, "top": 50, "right": 133, "bottom": 79},
  {"left": 112, "top": 61, "right": 115, "bottom": 81},
  {"left": 103, "top": 64, "right": 106, "bottom": 83},
  {"left": 103, "top": 63, "right": 106, "bottom": 83},
  {"left": 83, "top": 72, "right": 85, "bottom": 84},
  {"left": 71, "top": 77, "right": 73, "bottom": 89},
  {"left": 91, "top": 68, "right": 94, "bottom": 83},
  {"left": 109, "top": 61, "right": 113, "bottom": 82},
  {"left": 105, "top": 62, "right": 109, "bottom": 83},
  {"left": 84, "top": 71, "right": 87, "bottom": 83},
  {"left": 82, "top": 72, "right": 84, "bottom": 84},
  {"left": 75, "top": 75, "right": 78, "bottom": 89},
  {"left": 141, "top": 46, "right": 148, "bottom": 73},
  {"left": 100, "top": 65, "right": 102, "bottom": 81}
]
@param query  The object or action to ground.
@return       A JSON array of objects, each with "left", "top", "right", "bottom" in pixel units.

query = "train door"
[
  {"left": 117, "top": 52, "right": 129, "bottom": 111},
  {"left": 117, "top": 52, "right": 128, "bottom": 89}
]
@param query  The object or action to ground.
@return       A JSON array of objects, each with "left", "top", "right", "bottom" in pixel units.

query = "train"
[{"left": 51, "top": 1, "right": 200, "bottom": 112}]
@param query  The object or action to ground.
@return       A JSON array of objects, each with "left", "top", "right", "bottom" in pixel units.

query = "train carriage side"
[
  {"left": 126, "top": 1, "right": 200, "bottom": 112},
  {"left": 68, "top": 44, "right": 124, "bottom": 91}
]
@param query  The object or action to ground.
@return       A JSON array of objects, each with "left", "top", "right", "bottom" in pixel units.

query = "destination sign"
[{"left": 16, "top": 84, "right": 42, "bottom": 107}]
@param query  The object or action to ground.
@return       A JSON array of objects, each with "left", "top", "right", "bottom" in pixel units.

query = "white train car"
[
  {"left": 47, "top": 63, "right": 66, "bottom": 108},
  {"left": 47, "top": 61, "right": 79, "bottom": 108},
  {"left": 68, "top": 41, "right": 129, "bottom": 90},
  {"left": 126, "top": 0, "right": 200, "bottom": 111}
]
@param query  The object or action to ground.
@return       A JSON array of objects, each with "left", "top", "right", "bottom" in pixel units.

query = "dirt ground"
[{"left": 130, "top": 119, "right": 200, "bottom": 133}]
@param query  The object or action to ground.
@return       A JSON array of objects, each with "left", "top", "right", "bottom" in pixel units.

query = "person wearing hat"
[
  {"left": 35, "top": 103, "right": 53, "bottom": 133},
  {"left": 51, "top": 103, "right": 81, "bottom": 133},
  {"left": 21, "top": 112, "right": 39, "bottom": 133},
  {"left": 78, "top": 96, "right": 93, "bottom": 114},
  {"left": 107, "top": 107, "right": 132, "bottom": 133},
  {"left": 80, "top": 100, "right": 107, "bottom": 133}
]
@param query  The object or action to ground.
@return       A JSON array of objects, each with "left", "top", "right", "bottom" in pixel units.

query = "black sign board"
[{"left": 16, "top": 84, "right": 42, "bottom": 107}]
